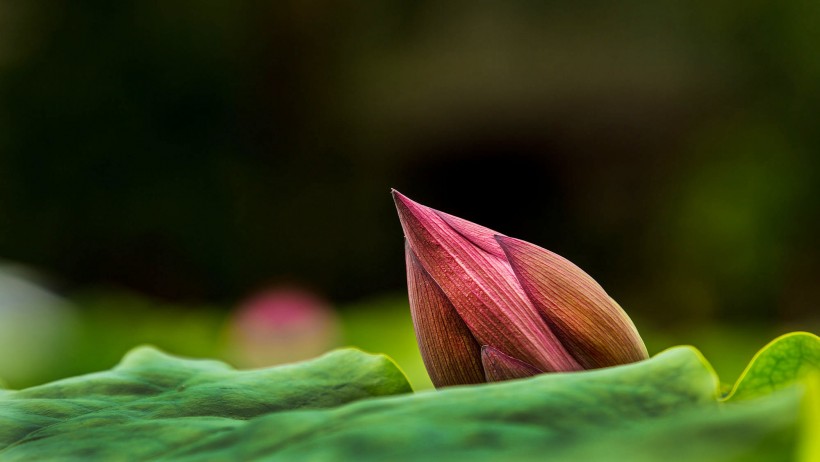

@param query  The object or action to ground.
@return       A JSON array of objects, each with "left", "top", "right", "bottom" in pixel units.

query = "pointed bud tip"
[
  {"left": 391, "top": 189, "right": 418, "bottom": 213},
  {"left": 391, "top": 190, "right": 436, "bottom": 237},
  {"left": 390, "top": 188, "right": 411, "bottom": 205}
]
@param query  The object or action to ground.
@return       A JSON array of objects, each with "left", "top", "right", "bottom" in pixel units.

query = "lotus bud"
[{"left": 392, "top": 190, "right": 648, "bottom": 388}]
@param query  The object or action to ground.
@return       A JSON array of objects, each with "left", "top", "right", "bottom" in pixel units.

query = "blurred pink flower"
[{"left": 225, "top": 287, "right": 340, "bottom": 367}]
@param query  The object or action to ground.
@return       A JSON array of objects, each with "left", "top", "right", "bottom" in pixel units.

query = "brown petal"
[
  {"left": 393, "top": 191, "right": 581, "bottom": 373},
  {"left": 481, "top": 345, "right": 542, "bottom": 382},
  {"left": 497, "top": 236, "right": 649, "bottom": 369},
  {"left": 406, "top": 242, "right": 486, "bottom": 388}
]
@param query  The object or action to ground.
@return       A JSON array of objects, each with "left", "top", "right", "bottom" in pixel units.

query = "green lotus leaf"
[
  {"left": 0, "top": 333, "right": 817, "bottom": 461},
  {"left": 165, "top": 346, "right": 803, "bottom": 462},
  {"left": 725, "top": 332, "right": 820, "bottom": 402},
  {"left": 0, "top": 346, "right": 412, "bottom": 459},
  {"left": 797, "top": 373, "right": 819, "bottom": 462}
]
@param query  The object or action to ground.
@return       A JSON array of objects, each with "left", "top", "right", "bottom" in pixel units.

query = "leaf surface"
[
  {"left": 0, "top": 347, "right": 411, "bottom": 460},
  {"left": 0, "top": 333, "right": 817, "bottom": 461},
  {"left": 726, "top": 332, "right": 820, "bottom": 401}
]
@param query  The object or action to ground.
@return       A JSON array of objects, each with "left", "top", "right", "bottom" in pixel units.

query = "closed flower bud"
[{"left": 393, "top": 190, "right": 648, "bottom": 388}]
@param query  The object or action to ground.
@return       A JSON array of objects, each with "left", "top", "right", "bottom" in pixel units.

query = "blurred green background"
[{"left": 0, "top": 1, "right": 818, "bottom": 390}]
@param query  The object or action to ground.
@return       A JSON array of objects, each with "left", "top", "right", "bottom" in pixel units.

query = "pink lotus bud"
[{"left": 393, "top": 190, "right": 648, "bottom": 388}]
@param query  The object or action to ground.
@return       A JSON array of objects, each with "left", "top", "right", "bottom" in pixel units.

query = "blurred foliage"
[
  {"left": 0, "top": 290, "right": 434, "bottom": 390},
  {"left": 0, "top": 0, "right": 818, "bottom": 330},
  {"left": 1, "top": 290, "right": 814, "bottom": 392},
  {"left": 0, "top": 1, "right": 819, "bottom": 397}
]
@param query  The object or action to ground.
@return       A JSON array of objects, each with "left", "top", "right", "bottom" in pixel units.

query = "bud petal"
[
  {"left": 435, "top": 210, "right": 507, "bottom": 258},
  {"left": 496, "top": 236, "right": 649, "bottom": 369},
  {"left": 393, "top": 191, "right": 581, "bottom": 373},
  {"left": 406, "top": 242, "right": 485, "bottom": 388},
  {"left": 481, "top": 345, "right": 542, "bottom": 382}
]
